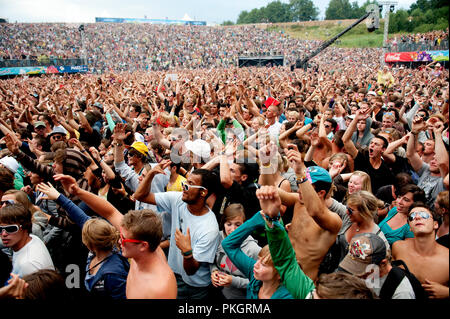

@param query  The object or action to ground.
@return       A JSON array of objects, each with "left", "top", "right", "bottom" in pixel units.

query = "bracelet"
[
  {"left": 80, "top": 149, "right": 86, "bottom": 153},
  {"left": 182, "top": 249, "right": 193, "bottom": 257},
  {"left": 114, "top": 142, "right": 123, "bottom": 147},
  {"left": 264, "top": 212, "right": 281, "bottom": 223},
  {"left": 296, "top": 177, "right": 309, "bottom": 185}
]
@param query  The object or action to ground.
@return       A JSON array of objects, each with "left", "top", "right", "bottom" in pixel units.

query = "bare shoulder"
[{"left": 392, "top": 239, "right": 410, "bottom": 256}]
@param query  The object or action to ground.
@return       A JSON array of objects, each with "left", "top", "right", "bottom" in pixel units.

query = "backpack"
[{"left": 379, "top": 260, "right": 426, "bottom": 300}]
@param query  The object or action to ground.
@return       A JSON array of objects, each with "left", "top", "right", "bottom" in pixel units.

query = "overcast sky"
[{"left": 0, "top": 0, "right": 418, "bottom": 24}]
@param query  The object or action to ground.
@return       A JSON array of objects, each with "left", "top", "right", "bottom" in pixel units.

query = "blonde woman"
[
  {"left": 331, "top": 170, "right": 372, "bottom": 204},
  {"left": 321, "top": 191, "right": 389, "bottom": 274},
  {"left": 37, "top": 182, "right": 129, "bottom": 300}
]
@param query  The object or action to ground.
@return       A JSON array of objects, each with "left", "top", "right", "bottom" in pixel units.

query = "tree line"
[{"left": 224, "top": 0, "right": 448, "bottom": 35}]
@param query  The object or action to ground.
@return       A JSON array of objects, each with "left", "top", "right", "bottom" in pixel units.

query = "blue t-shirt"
[
  {"left": 379, "top": 207, "right": 414, "bottom": 246},
  {"left": 155, "top": 192, "right": 220, "bottom": 287}
]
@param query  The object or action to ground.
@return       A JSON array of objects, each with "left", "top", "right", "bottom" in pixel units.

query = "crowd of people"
[
  {"left": 387, "top": 29, "right": 449, "bottom": 52},
  {"left": 0, "top": 22, "right": 448, "bottom": 301}
]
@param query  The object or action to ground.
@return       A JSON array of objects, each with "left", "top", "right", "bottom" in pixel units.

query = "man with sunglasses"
[
  {"left": 47, "top": 126, "right": 67, "bottom": 146},
  {"left": 134, "top": 166, "right": 220, "bottom": 299},
  {"left": 0, "top": 203, "right": 54, "bottom": 277},
  {"left": 392, "top": 203, "right": 449, "bottom": 299}
]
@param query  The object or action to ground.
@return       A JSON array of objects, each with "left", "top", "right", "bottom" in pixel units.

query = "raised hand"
[
  {"left": 4, "top": 133, "right": 19, "bottom": 155},
  {"left": 284, "top": 143, "right": 304, "bottom": 175},
  {"left": 411, "top": 117, "right": 426, "bottom": 134},
  {"left": 53, "top": 174, "right": 80, "bottom": 196},
  {"left": 112, "top": 123, "right": 131, "bottom": 142},
  {"left": 256, "top": 185, "right": 281, "bottom": 218},
  {"left": 36, "top": 182, "right": 61, "bottom": 201},
  {"left": 89, "top": 146, "right": 101, "bottom": 162}
]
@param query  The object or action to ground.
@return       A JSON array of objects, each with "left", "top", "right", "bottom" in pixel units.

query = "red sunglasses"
[{"left": 120, "top": 228, "right": 146, "bottom": 245}]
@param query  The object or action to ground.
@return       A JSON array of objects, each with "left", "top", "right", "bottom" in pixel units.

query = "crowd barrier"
[
  {"left": 0, "top": 65, "right": 88, "bottom": 76},
  {"left": 385, "top": 50, "right": 449, "bottom": 63}
]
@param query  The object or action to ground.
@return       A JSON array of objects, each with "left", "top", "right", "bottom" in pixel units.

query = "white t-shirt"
[
  {"left": 266, "top": 120, "right": 282, "bottom": 140},
  {"left": 12, "top": 234, "right": 55, "bottom": 277},
  {"left": 155, "top": 192, "right": 220, "bottom": 287}
]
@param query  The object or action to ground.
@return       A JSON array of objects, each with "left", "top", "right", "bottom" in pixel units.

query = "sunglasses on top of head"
[{"left": 0, "top": 199, "right": 15, "bottom": 206}]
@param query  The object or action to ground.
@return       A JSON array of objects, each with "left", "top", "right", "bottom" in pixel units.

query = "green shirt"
[{"left": 266, "top": 220, "right": 315, "bottom": 299}]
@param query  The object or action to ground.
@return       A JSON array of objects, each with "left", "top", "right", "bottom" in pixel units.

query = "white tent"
[{"left": 181, "top": 13, "right": 193, "bottom": 21}]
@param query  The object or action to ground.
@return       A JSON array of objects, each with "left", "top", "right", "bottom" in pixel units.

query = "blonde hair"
[
  {"left": 329, "top": 153, "right": 348, "bottom": 169},
  {"left": 81, "top": 218, "right": 119, "bottom": 252},
  {"left": 258, "top": 245, "right": 275, "bottom": 268},
  {"left": 346, "top": 191, "right": 384, "bottom": 223},
  {"left": 349, "top": 171, "right": 372, "bottom": 193}
]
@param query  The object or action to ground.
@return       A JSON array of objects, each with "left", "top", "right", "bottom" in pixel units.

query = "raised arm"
[
  {"left": 433, "top": 123, "right": 449, "bottom": 177},
  {"left": 342, "top": 109, "right": 368, "bottom": 159},
  {"left": 285, "top": 145, "right": 342, "bottom": 235},
  {"left": 53, "top": 174, "right": 123, "bottom": 230},
  {"left": 133, "top": 161, "right": 169, "bottom": 204},
  {"left": 406, "top": 117, "right": 426, "bottom": 172},
  {"left": 256, "top": 185, "right": 315, "bottom": 299}
]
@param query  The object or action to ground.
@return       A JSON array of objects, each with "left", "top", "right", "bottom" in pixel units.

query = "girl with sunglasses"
[{"left": 320, "top": 191, "right": 389, "bottom": 274}]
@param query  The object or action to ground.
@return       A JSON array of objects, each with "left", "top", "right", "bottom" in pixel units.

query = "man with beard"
[
  {"left": 342, "top": 109, "right": 394, "bottom": 194},
  {"left": 133, "top": 167, "right": 220, "bottom": 299}
]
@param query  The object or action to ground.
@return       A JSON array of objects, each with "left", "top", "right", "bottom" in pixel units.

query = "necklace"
[{"left": 88, "top": 254, "right": 112, "bottom": 274}]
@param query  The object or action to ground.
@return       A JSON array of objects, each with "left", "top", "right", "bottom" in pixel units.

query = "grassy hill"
[{"left": 265, "top": 19, "right": 386, "bottom": 48}]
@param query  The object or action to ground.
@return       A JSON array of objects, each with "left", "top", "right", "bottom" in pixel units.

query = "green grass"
[{"left": 267, "top": 21, "right": 386, "bottom": 48}]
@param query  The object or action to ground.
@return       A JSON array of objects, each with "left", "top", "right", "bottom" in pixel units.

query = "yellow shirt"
[{"left": 166, "top": 174, "right": 186, "bottom": 192}]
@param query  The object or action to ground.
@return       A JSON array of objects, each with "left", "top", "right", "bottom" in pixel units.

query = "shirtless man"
[
  {"left": 53, "top": 174, "right": 177, "bottom": 299},
  {"left": 259, "top": 143, "right": 342, "bottom": 281},
  {"left": 392, "top": 203, "right": 449, "bottom": 299}
]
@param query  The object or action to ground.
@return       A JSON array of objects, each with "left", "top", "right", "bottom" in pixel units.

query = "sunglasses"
[
  {"left": 324, "top": 124, "right": 331, "bottom": 128},
  {"left": 346, "top": 206, "right": 354, "bottom": 216},
  {"left": 51, "top": 135, "right": 64, "bottom": 140},
  {"left": 0, "top": 199, "right": 15, "bottom": 206},
  {"left": 119, "top": 228, "right": 146, "bottom": 245},
  {"left": 408, "top": 211, "right": 432, "bottom": 222},
  {"left": 128, "top": 151, "right": 141, "bottom": 158},
  {"left": 181, "top": 181, "right": 206, "bottom": 192},
  {"left": 0, "top": 224, "right": 21, "bottom": 234}
]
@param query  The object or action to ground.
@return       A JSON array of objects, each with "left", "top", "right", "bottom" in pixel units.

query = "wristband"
[
  {"left": 264, "top": 212, "right": 281, "bottom": 223},
  {"left": 182, "top": 249, "right": 193, "bottom": 257}
]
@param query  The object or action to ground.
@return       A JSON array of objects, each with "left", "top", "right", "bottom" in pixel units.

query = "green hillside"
[{"left": 266, "top": 20, "right": 387, "bottom": 48}]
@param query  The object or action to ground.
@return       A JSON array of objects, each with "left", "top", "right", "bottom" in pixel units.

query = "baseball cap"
[
  {"left": 307, "top": 166, "right": 332, "bottom": 184},
  {"left": 367, "top": 91, "right": 377, "bottom": 96},
  {"left": 48, "top": 126, "right": 67, "bottom": 137},
  {"left": 346, "top": 114, "right": 355, "bottom": 120},
  {"left": 130, "top": 141, "right": 149, "bottom": 156},
  {"left": 34, "top": 121, "right": 46, "bottom": 128},
  {"left": 338, "top": 233, "right": 387, "bottom": 277},
  {"left": 0, "top": 156, "right": 19, "bottom": 174},
  {"left": 264, "top": 96, "right": 280, "bottom": 108},
  {"left": 185, "top": 139, "right": 211, "bottom": 158},
  {"left": 93, "top": 102, "right": 103, "bottom": 110}
]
